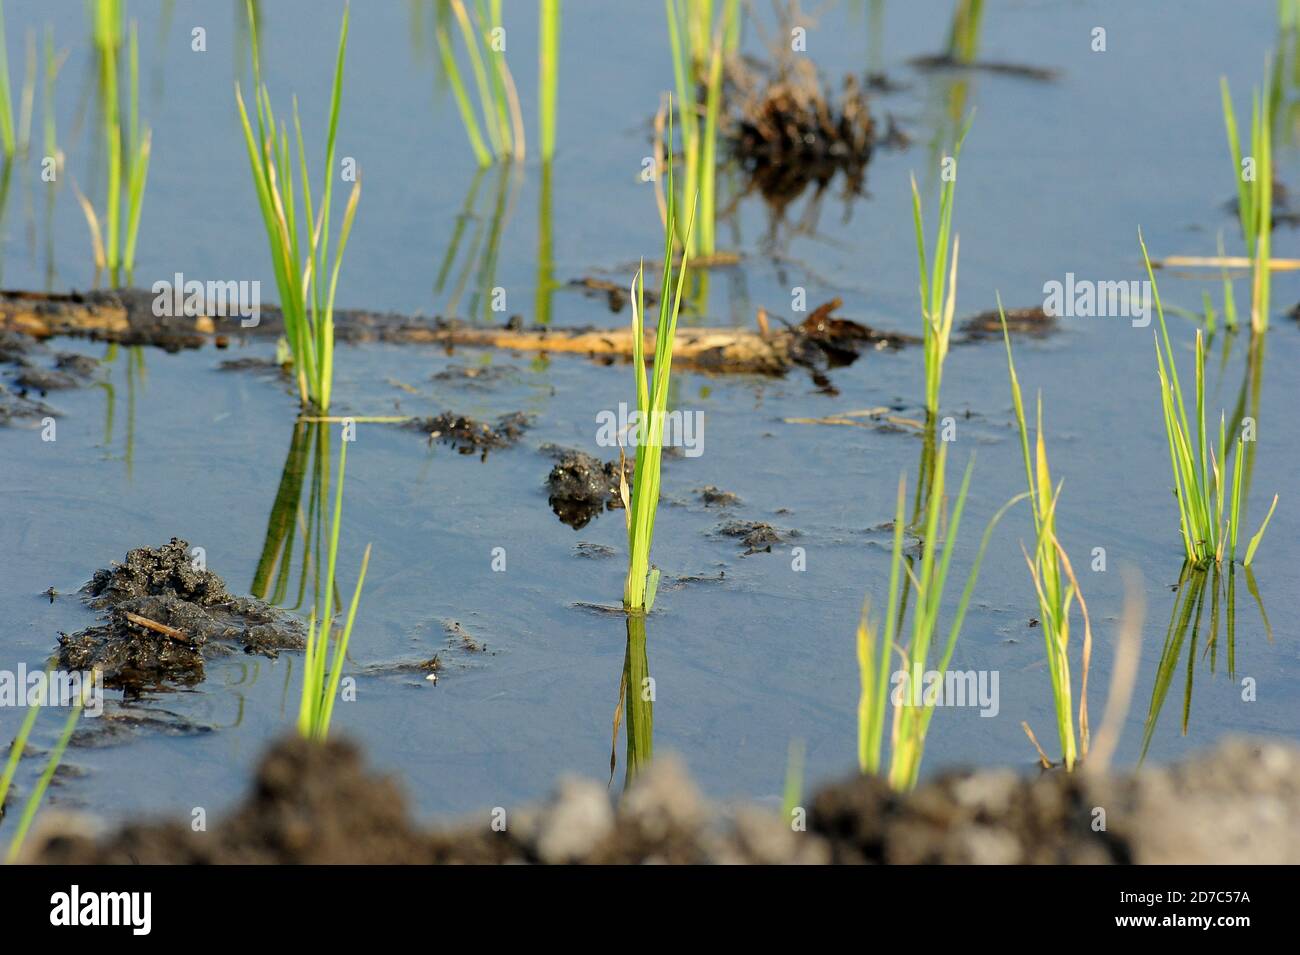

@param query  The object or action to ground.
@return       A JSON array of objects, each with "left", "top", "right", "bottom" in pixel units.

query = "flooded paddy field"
[{"left": 0, "top": 0, "right": 1297, "bottom": 871}]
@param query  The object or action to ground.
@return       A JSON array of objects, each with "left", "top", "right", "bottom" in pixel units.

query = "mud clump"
[
  {"left": 431, "top": 363, "right": 515, "bottom": 388},
  {"left": 959, "top": 305, "right": 1057, "bottom": 341},
  {"left": 543, "top": 445, "right": 633, "bottom": 529},
  {"left": 0, "top": 331, "right": 101, "bottom": 420},
  {"left": 407, "top": 411, "right": 530, "bottom": 458},
  {"left": 58, "top": 539, "right": 303, "bottom": 693},
  {"left": 0, "top": 383, "right": 56, "bottom": 426},
  {"left": 26, "top": 737, "right": 1300, "bottom": 864},
  {"left": 697, "top": 486, "right": 740, "bottom": 507},
  {"left": 717, "top": 520, "right": 789, "bottom": 555}
]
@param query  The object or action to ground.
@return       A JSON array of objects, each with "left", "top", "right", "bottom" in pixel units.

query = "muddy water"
[{"left": 1, "top": 0, "right": 1297, "bottom": 825}]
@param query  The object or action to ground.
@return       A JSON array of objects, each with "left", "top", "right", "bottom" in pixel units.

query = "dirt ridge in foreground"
[{"left": 22, "top": 735, "right": 1300, "bottom": 864}]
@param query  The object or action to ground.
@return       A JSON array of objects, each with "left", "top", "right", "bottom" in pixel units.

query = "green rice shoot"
[
  {"left": 0, "top": 673, "right": 88, "bottom": 863},
  {"left": 235, "top": 1, "right": 361, "bottom": 412},
  {"left": 436, "top": 0, "right": 524, "bottom": 167},
  {"left": 0, "top": 0, "right": 14, "bottom": 158},
  {"left": 538, "top": 0, "right": 560, "bottom": 162},
  {"left": 910, "top": 116, "right": 970, "bottom": 420},
  {"left": 297, "top": 429, "right": 372, "bottom": 741},
  {"left": 945, "top": 0, "right": 985, "bottom": 64},
  {"left": 74, "top": 2, "right": 151, "bottom": 287},
  {"left": 999, "top": 298, "right": 1093, "bottom": 771},
  {"left": 856, "top": 445, "right": 1022, "bottom": 791},
  {"left": 1141, "top": 231, "right": 1279, "bottom": 567},
  {"left": 663, "top": 0, "right": 734, "bottom": 256},
  {"left": 1220, "top": 60, "right": 1273, "bottom": 333},
  {"left": 621, "top": 114, "right": 695, "bottom": 613}
]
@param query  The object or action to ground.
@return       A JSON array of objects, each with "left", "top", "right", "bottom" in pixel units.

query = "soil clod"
[
  {"left": 407, "top": 411, "right": 530, "bottom": 458},
  {"left": 58, "top": 539, "right": 304, "bottom": 693}
]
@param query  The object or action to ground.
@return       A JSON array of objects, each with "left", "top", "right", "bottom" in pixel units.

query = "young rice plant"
[
  {"left": 999, "top": 299, "right": 1093, "bottom": 770},
  {"left": 911, "top": 117, "right": 970, "bottom": 420},
  {"left": 236, "top": 2, "right": 361, "bottom": 412},
  {"left": 1141, "top": 232, "right": 1278, "bottom": 567},
  {"left": 621, "top": 121, "right": 694, "bottom": 613},
  {"left": 856, "top": 445, "right": 1023, "bottom": 791},
  {"left": 1221, "top": 59, "right": 1273, "bottom": 333}
]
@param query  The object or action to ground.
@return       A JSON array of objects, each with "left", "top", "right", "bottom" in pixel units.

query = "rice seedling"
[
  {"left": 0, "top": 673, "right": 88, "bottom": 863},
  {"left": 538, "top": 0, "right": 559, "bottom": 162},
  {"left": 435, "top": 0, "right": 524, "bottom": 166},
  {"left": 1141, "top": 232, "right": 1279, "bottom": 567},
  {"left": 621, "top": 120, "right": 694, "bottom": 613},
  {"left": 780, "top": 738, "right": 804, "bottom": 821},
  {"left": 1221, "top": 59, "right": 1273, "bottom": 332},
  {"left": 663, "top": 0, "right": 734, "bottom": 257},
  {"left": 0, "top": 0, "right": 14, "bottom": 159},
  {"left": 910, "top": 116, "right": 970, "bottom": 420},
  {"left": 856, "top": 445, "right": 1023, "bottom": 791},
  {"left": 999, "top": 299, "right": 1093, "bottom": 771},
  {"left": 945, "top": 0, "right": 985, "bottom": 65},
  {"left": 235, "top": 1, "right": 361, "bottom": 412},
  {"left": 81, "top": 2, "right": 151, "bottom": 287},
  {"left": 297, "top": 429, "right": 371, "bottom": 741}
]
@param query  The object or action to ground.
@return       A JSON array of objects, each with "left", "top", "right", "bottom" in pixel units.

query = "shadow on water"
[
  {"left": 609, "top": 614, "right": 654, "bottom": 788},
  {"left": 1139, "top": 561, "right": 1272, "bottom": 762}
]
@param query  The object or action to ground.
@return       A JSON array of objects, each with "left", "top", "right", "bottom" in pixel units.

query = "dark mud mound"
[
  {"left": 717, "top": 519, "right": 790, "bottom": 555},
  {"left": 543, "top": 445, "right": 632, "bottom": 529},
  {"left": 406, "top": 411, "right": 530, "bottom": 458},
  {"left": 58, "top": 538, "right": 303, "bottom": 693},
  {"left": 959, "top": 305, "right": 1057, "bottom": 341},
  {"left": 26, "top": 737, "right": 1300, "bottom": 864}
]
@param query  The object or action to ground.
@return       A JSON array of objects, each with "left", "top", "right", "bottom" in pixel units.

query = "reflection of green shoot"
[
  {"left": 1000, "top": 300, "right": 1093, "bottom": 770},
  {"left": 1221, "top": 60, "right": 1273, "bottom": 332},
  {"left": 911, "top": 117, "right": 969, "bottom": 419},
  {"left": 253, "top": 421, "right": 333, "bottom": 611},
  {"left": 0, "top": 673, "right": 88, "bottom": 863},
  {"left": 235, "top": 1, "right": 360, "bottom": 412},
  {"left": 297, "top": 431, "right": 371, "bottom": 741},
  {"left": 857, "top": 445, "right": 1021, "bottom": 791},
  {"left": 1140, "top": 561, "right": 1270, "bottom": 763},
  {"left": 1142, "top": 233, "right": 1278, "bottom": 567},
  {"left": 622, "top": 120, "right": 694, "bottom": 613},
  {"left": 434, "top": 164, "right": 517, "bottom": 321},
  {"left": 610, "top": 615, "right": 654, "bottom": 785},
  {"left": 436, "top": 0, "right": 524, "bottom": 166}
]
